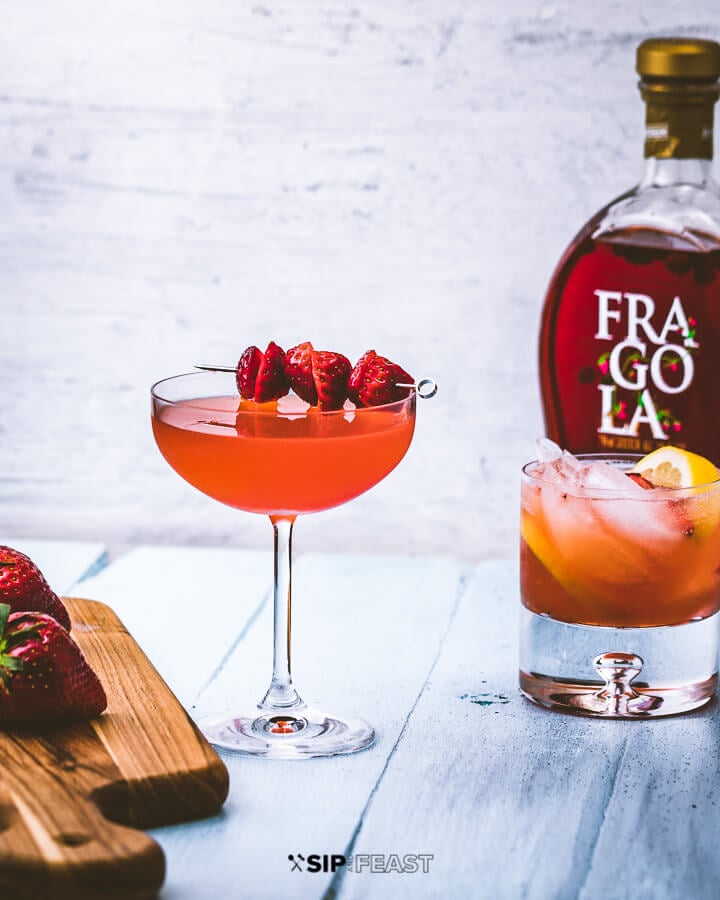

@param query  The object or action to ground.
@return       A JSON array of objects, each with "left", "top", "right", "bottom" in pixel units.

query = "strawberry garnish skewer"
[{"left": 193, "top": 364, "right": 437, "bottom": 398}]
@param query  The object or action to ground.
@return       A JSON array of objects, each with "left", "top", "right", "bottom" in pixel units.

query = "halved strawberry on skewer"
[
  {"left": 236, "top": 342, "right": 289, "bottom": 403},
  {"left": 284, "top": 342, "right": 317, "bottom": 405},
  {"left": 0, "top": 603, "right": 107, "bottom": 726},
  {"left": 285, "top": 343, "right": 351, "bottom": 410},
  {"left": 347, "top": 350, "right": 414, "bottom": 407},
  {"left": 236, "top": 345, "right": 263, "bottom": 400},
  {"left": 312, "top": 350, "right": 351, "bottom": 410}
]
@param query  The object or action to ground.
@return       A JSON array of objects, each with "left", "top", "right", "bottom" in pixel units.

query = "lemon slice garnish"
[
  {"left": 631, "top": 446, "right": 718, "bottom": 488},
  {"left": 632, "top": 447, "right": 720, "bottom": 540}
]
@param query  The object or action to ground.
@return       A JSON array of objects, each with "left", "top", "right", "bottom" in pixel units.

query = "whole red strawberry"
[
  {"left": 0, "top": 547, "right": 71, "bottom": 632},
  {"left": 236, "top": 342, "right": 289, "bottom": 403},
  {"left": 347, "top": 350, "right": 414, "bottom": 407},
  {"left": 0, "top": 604, "right": 107, "bottom": 726}
]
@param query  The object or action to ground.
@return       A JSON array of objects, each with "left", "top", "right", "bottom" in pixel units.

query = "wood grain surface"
[{"left": 0, "top": 597, "right": 229, "bottom": 900}]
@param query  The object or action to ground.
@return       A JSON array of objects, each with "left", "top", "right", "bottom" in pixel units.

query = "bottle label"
[
  {"left": 594, "top": 289, "right": 696, "bottom": 445},
  {"left": 544, "top": 239, "right": 720, "bottom": 460}
]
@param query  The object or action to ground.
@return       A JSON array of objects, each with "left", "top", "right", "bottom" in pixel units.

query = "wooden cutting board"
[{"left": 0, "top": 597, "right": 230, "bottom": 900}]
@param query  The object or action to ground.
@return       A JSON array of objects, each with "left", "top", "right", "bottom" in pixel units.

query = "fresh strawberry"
[
  {"left": 347, "top": 350, "right": 413, "bottom": 407},
  {"left": 347, "top": 350, "right": 376, "bottom": 405},
  {"left": 312, "top": 350, "right": 351, "bottom": 410},
  {"left": 284, "top": 342, "right": 351, "bottom": 409},
  {"left": 236, "top": 346, "right": 263, "bottom": 400},
  {"left": 236, "top": 342, "right": 289, "bottom": 402},
  {"left": 285, "top": 342, "right": 318, "bottom": 405},
  {"left": 254, "top": 341, "right": 289, "bottom": 402},
  {"left": 0, "top": 547, "right": 71, "bottom": 632},
  {"left": 0, "top": 604, "right": 107, "bottom": 726}
]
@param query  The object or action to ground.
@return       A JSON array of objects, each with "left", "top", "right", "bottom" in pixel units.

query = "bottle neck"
[
  {"left": 641, "top": 80, "right": 717, "bottom": 161},
  {"left": 640, "top": 157, "right": 713, "bottom": 188}
]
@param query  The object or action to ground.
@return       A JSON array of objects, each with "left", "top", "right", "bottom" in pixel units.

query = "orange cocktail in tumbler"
[
  {"left": 151, "top": 342, "right": 426, "bottom": 759},
  {"left": 519, "top": 445, "right": 720, "bottom": 718}
]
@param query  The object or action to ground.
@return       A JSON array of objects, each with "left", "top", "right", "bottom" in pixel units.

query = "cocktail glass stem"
[{"left": 259, "top": 516, "right": 303, "bottom": 711}]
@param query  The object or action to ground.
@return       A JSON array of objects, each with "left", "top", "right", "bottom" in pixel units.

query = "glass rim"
[
  {"left": 150, "top": 370, "right": 417, "bottom": 415},
  {"left": 522, "top": 451, "right": 720, "bottom": 493}
]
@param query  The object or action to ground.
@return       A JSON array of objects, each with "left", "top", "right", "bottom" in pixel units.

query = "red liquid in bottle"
[{"left": 539, "top": 227, "right": 720, "bottom": 463}]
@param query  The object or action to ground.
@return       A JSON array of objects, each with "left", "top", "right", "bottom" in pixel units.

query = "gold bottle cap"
[{"left": 637, "top": 37, "right": 720, "bottom": 80}]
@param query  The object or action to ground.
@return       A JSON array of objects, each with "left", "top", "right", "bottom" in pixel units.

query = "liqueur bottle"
[{"left": 539, "top": 38, "right": 720, "bottom": 462}]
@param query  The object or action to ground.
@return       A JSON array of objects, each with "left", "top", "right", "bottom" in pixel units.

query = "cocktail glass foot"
[{"left": 199, "top": 705, "right": 375, "bottom": 759}]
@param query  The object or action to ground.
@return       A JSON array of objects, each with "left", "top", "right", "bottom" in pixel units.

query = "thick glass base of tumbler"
[
  {"left": 519, "top": 607, "right": 720, "bottom": 718},
  {"left": 199, "top": 706, "right": 375, "bottom": 759}
]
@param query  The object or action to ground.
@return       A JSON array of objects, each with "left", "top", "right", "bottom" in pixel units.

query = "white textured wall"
[{"left": 3, "top": 3, "right": 720, "bottom": 561}]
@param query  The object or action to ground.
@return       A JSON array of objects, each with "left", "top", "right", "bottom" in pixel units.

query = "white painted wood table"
[{"left": 5, "top": 538, "right": 720, "bottom": 899}]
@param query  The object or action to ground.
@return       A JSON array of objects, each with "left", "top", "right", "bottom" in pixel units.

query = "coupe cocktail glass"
[
  {"left": 520, "top": 453, "right": 720, "bottom": 717},
  {"left": 151, "top": 370, "right": 416, "bottom": 757}
]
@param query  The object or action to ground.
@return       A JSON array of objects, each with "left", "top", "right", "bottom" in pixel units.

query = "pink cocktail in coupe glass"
[{"left": 151, "top": 369, "right": 426, "bottom": 758}]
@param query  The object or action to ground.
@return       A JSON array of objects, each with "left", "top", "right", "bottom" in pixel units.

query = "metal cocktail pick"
[{"left": 193, "top": 364, "right": 438, "bottom": 399}]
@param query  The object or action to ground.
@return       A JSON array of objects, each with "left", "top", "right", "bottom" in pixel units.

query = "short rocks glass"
[{"left": 519, "top": 451, "right": 720, "bottom": 717}]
